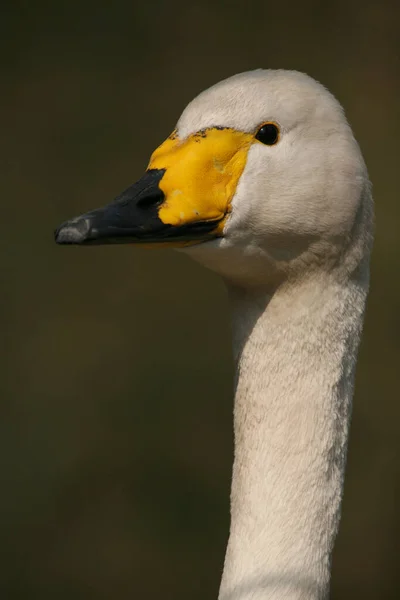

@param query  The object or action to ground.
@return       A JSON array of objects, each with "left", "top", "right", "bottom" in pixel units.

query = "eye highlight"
[{"left": 255, "top": 123, "right": 280, "bottom": 146}]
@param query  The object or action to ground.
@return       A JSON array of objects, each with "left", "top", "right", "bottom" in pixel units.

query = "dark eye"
[{"left": 255, "top": 123, "right": 280, "bottom": 145}]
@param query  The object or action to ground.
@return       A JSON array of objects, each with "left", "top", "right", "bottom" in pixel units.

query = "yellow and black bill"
[
  {"left": 54, "top": 168, "right": 220, "bottom": 245},
  {"left": 54, "top": 127, "right": 253, "bottom": 246}
]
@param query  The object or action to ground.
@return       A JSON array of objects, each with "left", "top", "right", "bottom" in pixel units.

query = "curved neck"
[{"left": 219, "top": 273, "right": 368, "bottom": 600}]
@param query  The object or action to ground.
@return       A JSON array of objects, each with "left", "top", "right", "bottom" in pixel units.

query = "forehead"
[{"left": 176, "top": 69, "right": 341, "bottom": 139}]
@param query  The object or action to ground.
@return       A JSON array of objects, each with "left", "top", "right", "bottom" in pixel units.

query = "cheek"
[
  {"left": 225, "top": 145, "right": 286, "bottom": 240},
  {"left": 219, "top": 137, "right": 366, "bottom": 271},
  {"left": 224, "top": 143, "right": 345, "bottom": 248}
]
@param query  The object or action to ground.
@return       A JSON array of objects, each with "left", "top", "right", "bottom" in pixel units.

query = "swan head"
[{"left": 55, "top": 70, "right": 372, "bottom": 286}]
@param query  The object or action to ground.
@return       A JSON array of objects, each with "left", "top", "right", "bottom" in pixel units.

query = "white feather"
[{"left": 179, "top": 70, "right": 373, "bottom": 599}]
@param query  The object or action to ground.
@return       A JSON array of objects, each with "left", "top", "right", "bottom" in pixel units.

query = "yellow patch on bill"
[{"left": 148, "top": 127, "right": 253, "bottom": 235}]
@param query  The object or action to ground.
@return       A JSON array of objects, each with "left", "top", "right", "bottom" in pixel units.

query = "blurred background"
[{"left": 1, "top": 0, "right": 399, "bottom": 598}]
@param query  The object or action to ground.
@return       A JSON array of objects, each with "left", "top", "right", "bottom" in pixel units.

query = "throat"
[{"left": 219, "top": 276, "right": 367, "bottom": 600}]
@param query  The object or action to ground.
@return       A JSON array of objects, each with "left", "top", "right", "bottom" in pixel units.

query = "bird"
[{"left": 55, "top": 69, "right": 373, "bottom": 600}]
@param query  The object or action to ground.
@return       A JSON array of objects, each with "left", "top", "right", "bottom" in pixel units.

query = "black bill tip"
[{"left": 55, "top": 217, "right": 91, "bottom": 244}]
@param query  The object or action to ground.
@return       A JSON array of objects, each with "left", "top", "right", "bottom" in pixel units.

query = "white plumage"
[
  {"left": 56, "top": 69, "right": 373, "bottom": 600},
  {"left": 179, "top": 71, "right": 373, "bottom": 600}
]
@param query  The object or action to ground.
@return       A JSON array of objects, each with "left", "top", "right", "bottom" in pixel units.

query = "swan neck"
[{"left": 219, "top": 274, "right": 367, "bottom": 600}]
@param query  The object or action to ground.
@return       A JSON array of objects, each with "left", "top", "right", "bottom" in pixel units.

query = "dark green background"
[{"left": 1, "top": 1, "right": 399, "bottom": 598}]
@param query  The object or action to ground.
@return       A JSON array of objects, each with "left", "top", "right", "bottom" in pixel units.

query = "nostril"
[{"left": 136, "top": 188, "right": 165, "bottom": 209}]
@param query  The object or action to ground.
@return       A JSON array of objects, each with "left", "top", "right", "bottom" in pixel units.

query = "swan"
[{"left": 55, "top": 69, "right": 373, "bottom": 600}]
